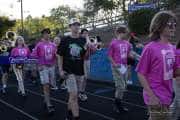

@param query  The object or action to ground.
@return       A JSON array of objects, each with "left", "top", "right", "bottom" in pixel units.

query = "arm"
[
  {"left": 175, "top": 68, "right": 180, "bottom": 79},
  {"left": 84, "top": 60, "right": 87, "bottom": 78},
  {"left": 138, "top": 73, "right": 155, "bottom": 97},
  {"left": 108, "top": 56, "right": 117, "bottom": 67},
  {"left": 129, "top": 50, "right": 141, "bottom": 61}
]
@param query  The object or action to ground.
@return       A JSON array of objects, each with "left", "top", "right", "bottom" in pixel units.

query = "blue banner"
[
  {"left": 89, "top": 49, "right": 113, "bottom": 82},
  {"left": 0, "top": 56, "right": 38, "bottom": 64}
]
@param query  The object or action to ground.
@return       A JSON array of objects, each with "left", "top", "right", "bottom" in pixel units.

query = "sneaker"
[
  {"left": 2, "top": 88, "right": 6, "bottom": 94},
  {"left": 79, "top": 93, "right": 88, "bottom": 102},
  {"left": 22, "top": 93, "right": 27, "bottom": 97},
  {"left": 65, "top": 110, "right": 73, "bottom": 120},
  {"left": 61, "top": 85, "right": 67, "bottom": 90},
  {"left": 47, "top": 105, "right": 55, "bottom": 115},
  {"left": 114, "top": 105, "right": 128, "bottom": 113},
  {"left": 17, "top": 89, "right": 21, "bottom": 93},
  {"left": 118, "top": 106, "right": 129, "bottom": 113},
  {"left": 51, "top": 86, "right": 58, "bottom": 90},
  {"left": 127, "top": 80, "right": 133, "bottom": 85}
]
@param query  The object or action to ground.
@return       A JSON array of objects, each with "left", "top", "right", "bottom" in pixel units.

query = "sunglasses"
[
  {"left": 167, "top": 22, "right": 177, "bottom": 29},
  {"left": 71, "top": 23, "right": 81, "bottom": 26}
]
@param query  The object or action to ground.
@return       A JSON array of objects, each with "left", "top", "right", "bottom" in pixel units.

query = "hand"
[
  {"left": 113, "top": 64, "right": 120, "bottom": 68},
  {"left": 59, "top": 70, "right": 65, "bottom": 78},
  {"left": 84, "top": 74, "right": 88, "bottom": 80},
  {"left": 148, "top": 94, "right": 160, "bottom": 106}
]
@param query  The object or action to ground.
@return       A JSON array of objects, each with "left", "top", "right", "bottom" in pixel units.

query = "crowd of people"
[{"left": 0, "top": 10, "right": 179, "bottom": 120}]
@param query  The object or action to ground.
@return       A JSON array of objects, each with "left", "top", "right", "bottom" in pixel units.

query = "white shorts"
[
  {"left": 66, "top": 74, "right": 84, "bottom": 93},
  {"left": 39, "top": 65, "right": 55, "bottom": 85}
]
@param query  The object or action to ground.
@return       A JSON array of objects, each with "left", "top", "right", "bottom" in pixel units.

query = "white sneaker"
[
  {"left": 127, "top": 80, "right": 133, "bottom": 85},
  {"left": 51, "top": 87, "right": 58, "bottom": 90},
  {"left": 79, "top": 93, "right": 88, "bottom": 101}
]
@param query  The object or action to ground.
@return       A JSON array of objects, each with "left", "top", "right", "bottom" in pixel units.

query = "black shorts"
[{"left": 0, "top": 65, "right": 10, "bottom": 74}]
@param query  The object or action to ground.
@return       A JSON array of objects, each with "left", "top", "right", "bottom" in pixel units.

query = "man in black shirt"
[{"left": 58, "top": 18, "right": 86, "bottom": 120}]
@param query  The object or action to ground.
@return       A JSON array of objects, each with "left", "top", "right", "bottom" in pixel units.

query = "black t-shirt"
[{"left": 58, "top": 36, "right": 86, "bottom": 75}]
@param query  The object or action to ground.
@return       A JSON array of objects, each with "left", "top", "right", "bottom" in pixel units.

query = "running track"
[{"left": 0, "top": 75, "right": 149, "bottom": 120}]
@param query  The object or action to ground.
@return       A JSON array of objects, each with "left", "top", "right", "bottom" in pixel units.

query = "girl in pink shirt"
[
  {"left": 136, "top": 11, "right": 178, "bottom": 120},
  {"left": 11, "top": 36, "right": 30, "bottom": 97},
  {"left": 108, "top": 25, "right": 133, "bottom": 113}
]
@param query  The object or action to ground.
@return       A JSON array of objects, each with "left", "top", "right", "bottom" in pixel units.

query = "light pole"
[{"left": 17, "top": 0, "right": 24, "bottom": 35}]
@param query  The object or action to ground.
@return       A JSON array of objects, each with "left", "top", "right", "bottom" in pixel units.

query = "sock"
[
  {"left": 44, "top": 92, "right": 51, "bottom": 106},
  {"left": 3, "top": 84, "right": 7, "bottom": 88},
  {"left": 18, "top": 80, "right": 25, "bottom": 94}
]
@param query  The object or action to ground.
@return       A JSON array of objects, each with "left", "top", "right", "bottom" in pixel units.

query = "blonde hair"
[{"left": 15, "top": 36, "right": 26, "bottom": 47}]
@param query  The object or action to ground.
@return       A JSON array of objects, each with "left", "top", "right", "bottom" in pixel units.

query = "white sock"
[
  {"left": 3, "top": 84, "right": 7, "bottom": 88},
  {"left": 18, "top": 80, "right": 25, "bottom": 94}
]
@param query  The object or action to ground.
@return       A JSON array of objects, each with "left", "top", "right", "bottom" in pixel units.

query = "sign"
[
  {"left": 0, "top": 56, "right": 38, "bottom": 64},
  {"left": 128, "top": 3, "right": 156, "bottom": 12}
]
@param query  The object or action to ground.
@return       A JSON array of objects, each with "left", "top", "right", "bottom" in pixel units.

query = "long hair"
[
  {"left": 15, "top": 36, "right": 26, "bottom": 47},
  {"left": 149, "top": 11, "right": 177, "bottom": 41}
]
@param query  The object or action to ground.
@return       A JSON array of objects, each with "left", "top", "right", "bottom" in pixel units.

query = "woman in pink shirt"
[
  {"left": 136, "top": 11, "right": 178, "bottom": 120},
  {"left": 11, "top": 36, "right": 30, "bottom": 97}
]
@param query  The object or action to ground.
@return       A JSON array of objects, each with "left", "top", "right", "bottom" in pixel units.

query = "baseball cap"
[{"left": 69, "top": 18, "right": 80, "bottom": 26}]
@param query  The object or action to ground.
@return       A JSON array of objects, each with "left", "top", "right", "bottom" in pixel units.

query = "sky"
[{"left": 0, "top": 0, "right": 84, "bottom": 19}]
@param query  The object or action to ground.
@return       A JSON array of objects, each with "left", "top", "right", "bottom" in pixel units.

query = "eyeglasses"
[{"left": 167, "top": 22, "right": 177, "bottom": 29}]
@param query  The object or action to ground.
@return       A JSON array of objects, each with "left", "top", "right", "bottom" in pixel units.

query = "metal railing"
[{"left": 81, "top": 15, "right": 125, "bottom": 30}]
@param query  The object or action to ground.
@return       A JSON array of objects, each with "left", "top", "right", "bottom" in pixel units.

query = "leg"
[
  {"left": 39, "top": 67, "right": 52, "bottom": 106},
  {"left": 39, "top": 66, "right": 55, "bottom": 114},
  {"left": 49, "top": 66, "right": 57, "bottom": 89},
  {"left": 66, "top": 74, "right": 80, "bottom": 119},
  {"left": 112, "top": 66, "right": 128, "bottom": 113},
  {"left": 148, "top": 105, "right": 170, "bottom": 120},
  {"left": 13, "top": 65, "right": 25, "bottom": 95}
]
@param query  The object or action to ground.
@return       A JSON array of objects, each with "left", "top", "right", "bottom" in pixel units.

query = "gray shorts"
[
  {"left": 39, "top": 65, "right": 55, "bottom": 85},
  {"left": 66, "top": 74, "right": 84, "bottom": 93}
]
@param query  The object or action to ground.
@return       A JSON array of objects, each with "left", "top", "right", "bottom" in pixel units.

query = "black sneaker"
[
  {"left": 118, "top": 106, "right": 129, "bottom": 113},
  {"left": 114, "top": 99, "right": 128, "bottom": 114},
  {"left": 114, "top": 105, "right": 128, "bottom": 113},
  {"left": 65, "top": 110, "right": 73, "bottom": 120},
  {"left": 22, "top": 93, "right": 27, "bottom": 97}
]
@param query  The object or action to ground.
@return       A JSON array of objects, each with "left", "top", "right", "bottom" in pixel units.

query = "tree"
[
  {"left": 83, "top": 0, "right": 128, "bottom": 28},
  {"left": 50, "top": 5, "right": 77, "bottom": 34},
  {"left": 0, "top": 16, "right": 16, "bottom": 38},
  {"left": 128, "top": 9, "right": 157, "bottom": 35}
]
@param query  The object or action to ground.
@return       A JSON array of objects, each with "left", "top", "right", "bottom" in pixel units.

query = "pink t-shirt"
[
  {"left": 11, "top": 47, "right": 30, "bottom": 57},
  {"left": 136, "top": 41, "right": 176, "bottom": 106},
  {"left": 31, "top": 41, "right": 57, "bottom": 65},
  {"left": 108, "top": 39, "right": 131, "bottom": 65},
  {"left": 175, "top": 49, "right": 180, "bottom": 69}
]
